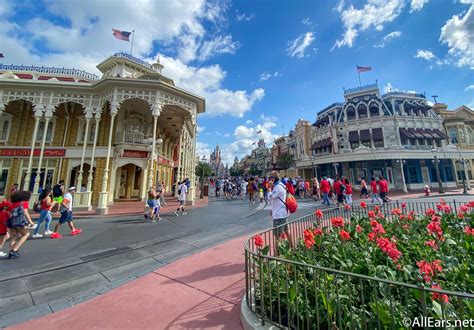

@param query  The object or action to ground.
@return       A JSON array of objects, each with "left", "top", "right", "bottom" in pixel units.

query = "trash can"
[{"left": 203, "top": 184, "right": 209, "bottom": 197}]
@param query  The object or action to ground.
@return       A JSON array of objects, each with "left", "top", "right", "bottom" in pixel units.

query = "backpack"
[
  {"left": 278, "top": 183, "right": 298, "bottom": 214},
  {"left": 252, "top": 182, "right": 258, "bottom": 191},
  {"left": 8, "top": 204, "right": 29, "bottom": 228},
  {"left": 53, "top": 184, "right": 62, "bottom": 197},
  {"left": 33, "top": 200, "right": 42, "bottom": 213}
]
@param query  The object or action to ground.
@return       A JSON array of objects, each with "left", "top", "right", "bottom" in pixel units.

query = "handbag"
[{"left": 8, "top": 204, "right": 29, "bottom": 228}]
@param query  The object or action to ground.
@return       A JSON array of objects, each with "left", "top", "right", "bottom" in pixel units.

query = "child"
[
  {"left": 424, "top": 184, "right": 430, "bottom": 196},
  {"left": 0, "top": 199, "right": 11, "bottom": 258},
  {"left": 152, "top": 193, "right": 162, "bottom": 222},
  {"left": 259, "top": 188, "right": 264, "bottom": 203}
]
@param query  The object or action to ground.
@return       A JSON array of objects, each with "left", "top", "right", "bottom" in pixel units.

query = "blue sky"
[{"left": 1, "top": 0, "right": 473, "bottom": 165}]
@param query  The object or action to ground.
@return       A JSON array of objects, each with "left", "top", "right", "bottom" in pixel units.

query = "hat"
[{"left": 68, "top": 186, "right": 76, "bottom": 191}]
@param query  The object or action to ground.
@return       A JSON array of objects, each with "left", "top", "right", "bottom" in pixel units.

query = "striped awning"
[
  {"left": 417, "top": 128, "right": 433, "bottom": 139},
  {"left": 349, "top": 131, "right": 359, "bottom": 142},
  {"left": 434, "top": 129, "right": 449, "bottom": 139},
  {"left": 399, "top": 128, "right": 415, "bottom": 139},
  {"left": 360, "top": 129, "right": 371, "bottom": 142},
  {"left": 426, "top": 129, "right": 442, "bottom": 140},
  {"left": 408, "top": 128, "right": 424, "bottom": 139},
  {"left": 372, "top": 128, "right": 383, "bottom": 140}
]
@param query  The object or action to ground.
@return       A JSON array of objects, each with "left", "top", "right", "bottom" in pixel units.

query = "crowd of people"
[
  {"left": 209, "top": 175, "right": 391, "bottom": 207},
  {"left": 0, "top": 180, "right": 81, "bottom": 259}
]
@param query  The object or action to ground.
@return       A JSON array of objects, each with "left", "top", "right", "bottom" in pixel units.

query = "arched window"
[
  {"left": 36, "top": 119, "right": 54, "bottom": 143},
  {"left": 466, "top": 127, "right": 473, "bottom": 144},
  {"left": 0, "top": 118, "right": 10, "bottom": 141},
  {"left": 346, "top": 106, "right": 356, "bottom": 120},
  {"left": 357, "top": 104, "right": 368, "bottom": 119},
  {"left": 369, "top": 103, "right": 379, "bottom": 117},
  {"left": 448, "top": 128, "right": 458, "bottom": 144},
  {"left": 299, "top": 140, "right": 304, "bottom": 156}
]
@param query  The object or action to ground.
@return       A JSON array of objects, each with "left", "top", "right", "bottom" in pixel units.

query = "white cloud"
[
  {"left": 439, "top": 4, "right": 474, "bottom": 69},
  {"left": 334, "top": 0, "right": 346, "bottom": 13},
  {"left": 302, "top": 17, "right": 312, "bottom": 25},
  {"left": 223, "top": 133, "right": 230, "bottom": 137},
  {"left": 410, "top": 0, "right": 429, "bottom": 13},
  {"left": 197, "top": 126, "right": 205, "bottom": 133},
  {"left": 245, "top": 120, "right": 253, "bottom": 125},
  {"left": 235, "top": 10, "right": 255, "bottom": 22},
  {"left": 287, "top": 32, "right": 315, "bottom": 58},
  {"left": 374, "top": 31, "right": 402, "bottom": 47},
  {"left": 159, "top": 55, "right": 264, "bottom": 117},
  {"left": 259, "top": 71, "right": 282, "bottom": 81},
  {"left": 196, "top": 35, "right": 239, "bottom": 61},
  {"left": 465, "top": 84, "right": 474, "bottom": 91},
  {"left": 415, "top": 49, "right": 436, "bottom": 61},
  {"left": 383, "top": 82, "right": 398, "bottom": 93},
  {"left": 196, "top": 141, "right": 211, "bottom": 159},
  {"left": 333, "top": 0, "right": 405, "bottom": 49}
]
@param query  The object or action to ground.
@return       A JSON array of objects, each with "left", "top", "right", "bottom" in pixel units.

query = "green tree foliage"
[{"left": 195, "top": 162, "right": 212, "bottom": 182}]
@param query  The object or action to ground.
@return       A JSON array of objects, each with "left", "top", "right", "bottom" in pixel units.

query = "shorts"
[
  {"left": 337, "top": 194, "right": 344, "bottom": 203},
  {"left": 361, "top": 187, "right": 368, "bottom": 195},
  {"left": 153, "top": 206, "right": 160, "bottom": 215},
  {"left": 53, "top": 196, "right": 63, "bottom": 203},
  {"left": 179, "top": 200, "right": 185, "bottom": 206},
  {"left": 273, "top": 217, "right": 288, "bottom": 236},
  {"left": 59, "top": 211, "right": 73, "bottom": 224},
  {"left": 147, "top": 199, "right": 157, "bottom": 209},
  {"left": 0, "top": 222, "right": 7, "bottom": 235}
]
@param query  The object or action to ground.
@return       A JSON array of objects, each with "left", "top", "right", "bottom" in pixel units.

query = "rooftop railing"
[
  {"left": 382, "top": 91, "right": 426, "bottom": 99},
  {"left": 343, "top": 83, "right": 379, "bottom": 95},
  {"left": 0, "top": 64, "right": 100, "bottom": 81},
  {"left": 112, "top": 52, "right": 154, "bottom": 70}
]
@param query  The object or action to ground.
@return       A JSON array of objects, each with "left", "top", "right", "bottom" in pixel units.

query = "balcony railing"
[
  {"left": 112, "top": 52, "right": 154, "bottom": 70},
  {"left": 0, "top": 64, "right": 100, "bottom": 81},
  {"left": 117, "top": 131, "right": 146, "bottom": 144},
  {"left": 402, "top": 144, "right": 437, "bottom": 151}
]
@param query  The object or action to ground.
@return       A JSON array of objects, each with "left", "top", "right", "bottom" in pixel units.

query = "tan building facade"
[{"left": 0, "top": 53, "right": 204, "bottom": 213}]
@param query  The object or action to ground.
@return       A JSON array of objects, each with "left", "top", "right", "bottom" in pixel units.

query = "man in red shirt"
[
  {"left": 378, "top": 176, "right": 389, "bottom": 202},
  {"left": 320, "top": 177, "right": 331, "bottom": 206},
  {"left": 370, "top": 177, "right": 382, "bottom": 204}
]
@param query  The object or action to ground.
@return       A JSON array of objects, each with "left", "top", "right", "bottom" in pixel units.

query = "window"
[
  {"left": 299, "top": 140, "right": 304, "bottom": 156},
  {"left": 78, "top": 121, "right": 97, "bottom": 143},
  {"left": 401, "top": 139, "right": 408, "bottom": 146},
  {"left": 351, "top": 142, "right": 359, "bottom": 149},
  {"left": 361, "top": 140, "right": 372, "bottom": 148},
  {"left": 418, "top": 138, "right": 425, "bottom": 146},
  {"left": 374, "top": 140, "right": 384, "bottom": 148},
  {"left": 0, "top": 169, "right": 8, "bottom": 195},
  {"left": 408, "top": 167, "right": 420, "bottom": 183},
  {"left": 36, "top": 119, "right": 54, "bottom": 143},
  {"left": 409, "top": 139, "right": 416, "bottom": 146},
  {"left": 448, "top": 128, "right": 458, "bottom": 144},
  {"left": 0, "top": 115, "right": 11, "bottom": 142}
]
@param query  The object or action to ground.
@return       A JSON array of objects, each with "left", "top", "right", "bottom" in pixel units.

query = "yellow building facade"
[{"left": 0, "top": 53, "right": 205, "bottom": 213}]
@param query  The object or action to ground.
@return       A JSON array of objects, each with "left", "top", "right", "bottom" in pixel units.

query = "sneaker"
[
  {"left": 144, "top": 213, "right": 148, "bottom": 219},
  {"left": 8, "top": 251, "right": 20, "bottom": 259},
  {"left": 29, "top": 224, "right": 37, "bottom": 230},
  {"left": 71, "top": 229, "right": 82, "bottom": 236},
  {"left": 32, "top": 233, "right": 43, "bottom": 239},
  {"left": 174, "top": 211, "right": 179, "bottom": 216},
  {"left": 44, "top": 230, "right": 54, "bottom": 235},
  {"left": 182, "top": 212, "right": 187, "bottom": 215},
  {"left": 0, "top": 251, "right": 7, "bottom": 257},
  {"left": 50, "top": 232, "right": 63, "bottom": 239}
]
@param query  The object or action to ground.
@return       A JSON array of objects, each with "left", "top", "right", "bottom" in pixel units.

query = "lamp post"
[
  {"left": 397, "top": 159, "right": 408, "bottom": 193},
  {"left": 200, "top": 155, "right": 207, "bottom": 199},
  {"left": 333, "top": 163, "right": 339, "bottom": 177},
  {"left": 456, "top": 146, "right": 470, "bottom": 194},
  {"left": 431, "top": 148, "right": 445, "bottom": 194}
]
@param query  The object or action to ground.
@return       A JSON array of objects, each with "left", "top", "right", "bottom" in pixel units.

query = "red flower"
[
  {"left": 304, "top": 229, "right": 315, "bottom": 248},
  {"left": 424, "top": 240, "right": 438, "bottom": 250},
  {"left": 344, "top": 204, "right": 351, "bottom": 210},
  {"left": 315, "top": 209, "right": 323, "bottom": 218},
  {"left": 368, "top": 232, "right": 376, "bottom": 241},
  {"left": 254, "top": 235, "right": 264, "bottom": 247},
  {"left": 356, "top": 224, "right": 362, "bottom": 233},
  {"left": 431, "top": 284, "right": 449, "bottom": 303},
  {"left": 279, "top": 232, "right": 288, "bottom": 240},
  {"left": 391, "top": 208, "right": 402, "bottom": 216},
  {"left": 427, "top": 221, "right": 443, "bottom": 240},
  {"left": 468, "top": 201, "right": 474, "bottom": 208},
  {"left": 331, "top": 217, "right": 345, "bottom": 227},
  {"left": 406, "top": 215, "right": 414, "bottom": 221},
  {"left": 368, "top": 210, "right": 376, "bottom": 219},
  {"left": 402, "top": 224, "right": 410, "bottom": 230},
  {"left": 460, "top": 204, "right": 469, "bottom": 213},
  {"left": 313, "top": 228, "right": 323, "bottom": 236},
  {"left": 465, "top": 226, "right": 474, "bottom": 236},
  {"left": 416, "top": 260, "right": 443, "bottom": 283},
  {"left": 401, "top": 202, "right": 406, "bottom": 208},
  {"left": 360, "top": 201, "right": 367, "bottom": 209},
  {"left": 425, "top": 208, "right": 436, "bottom": 216},
  {"left": 431, "top": 260, "right": 443, "bottom": 273},
  {"left": 457, "top": 212, "right": 465, "bottom": 219},
  {"left": 339, "top": 229, "right": 350, "bottom": 241},
  {"left": 376, "top": 237, "right": 402, "bottom": 262}
]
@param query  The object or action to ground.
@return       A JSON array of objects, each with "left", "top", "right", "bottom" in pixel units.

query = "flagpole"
[
  {"left": 130, "top": 29, "right": 135, "bottom": 56},
  {"left": 357, "top": 66, "right": 361, "bottom": 87}
]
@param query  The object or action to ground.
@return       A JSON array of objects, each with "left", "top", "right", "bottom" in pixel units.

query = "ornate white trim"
[{"left": 115, "top": 157, "right": 147, "bottom": 169}]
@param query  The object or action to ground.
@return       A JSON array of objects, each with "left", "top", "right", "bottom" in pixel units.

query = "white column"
[
  {"left": 33, "top": 111, "right": 52, "bottom": 193},
  {"left": 76, "top": 109, "right": 92, "bottom": 191},
  {"left": 86, "top": 114, "right": 101, "bottom": 209},
  {"left": 148, "top": 108, "right": 160, "bottom": 189},
  {"left": 174, "top": 130, "right": 184, "bottom": 197},
  {"left": 400, "top": 159, "right": 408, "bottom": 193},
  {"left": 97, "top": 104, "right": 118, "bottom": 214},
  {"left": 23, "top": 112, "right": 42, "bottom": 191}
]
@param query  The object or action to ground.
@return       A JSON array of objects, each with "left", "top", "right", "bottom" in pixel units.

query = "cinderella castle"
[{"left": 209, "top": 144, "right": 228, "bottom": 177}]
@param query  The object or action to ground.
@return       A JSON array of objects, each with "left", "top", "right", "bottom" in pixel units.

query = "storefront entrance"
[{"left": 114, "top": 163, "right": 143, "bottom": 200}]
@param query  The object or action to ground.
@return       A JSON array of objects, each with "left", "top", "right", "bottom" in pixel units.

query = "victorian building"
[
  {"left": 300, "top": 83, "right": 474, "bottom": 191},
  {"left": 246, "top": 139, "right": 271, "bottom": 176},
  {"left": 0, "top": 52, "right": 205, "bottom": 213},
  {"left": 434, "top": 103, "right": 473, "bottom": 189}
]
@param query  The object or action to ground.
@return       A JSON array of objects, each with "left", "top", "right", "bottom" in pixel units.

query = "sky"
[{"left": 1, "top": 0, "right": 473, "bottom": 166}]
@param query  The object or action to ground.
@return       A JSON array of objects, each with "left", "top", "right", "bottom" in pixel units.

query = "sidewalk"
[{"left": 12, "top": 235, "right": 247, "bottom": 330}]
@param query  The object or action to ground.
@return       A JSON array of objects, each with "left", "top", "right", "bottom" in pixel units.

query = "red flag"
[
  {"left": 112, "top": 29, "right": 132, "bottom": 42},
  {"left": 357, "top": 65, "right": 372, "bottom": 73}
]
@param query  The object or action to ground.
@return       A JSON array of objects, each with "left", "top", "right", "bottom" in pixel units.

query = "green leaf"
[
  {"left": 289, "top": 286, "right": 296, "bottom": 301},
  {"left": 445, "top": 238, "right": 456, "bottom": 245},
  {"left": 432, "top": 301, "right": 443, "bottom": 318},
  {"left": 261, "top": 246, "right": 270, "bottom": 256}
]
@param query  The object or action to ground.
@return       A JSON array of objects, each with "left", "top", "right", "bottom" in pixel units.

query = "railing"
[
  {"left": 119, "top": 131, "right": 145, "bottom": 144},
  {"left": 318, "top": 102, "right": 344, "bottom": 115},
  {"left": 0, "top": 64, "right": 100, "bottom": 81},
  {"left": 344, "top": 83, "right": 378, "bottom": 95},
  {"left": 112, "top": 52, "right": 154, "bottom": 70},
  {"left": 244, "top": 201, "right": 474, "bottom": 329},
  {"left": 382, "top": 91, "right": 426, "bottom": 99},
  {"left": 402, "top": 144, "right": 437, "bottom": 151}
]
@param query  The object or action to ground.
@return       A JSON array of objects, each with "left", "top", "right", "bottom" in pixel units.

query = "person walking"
[
  {"left": 379, "top": 176, "right": 390, "bottom": 203},
  {"left": 268, "top": 171, "right": 291, "bottom": 244},
  {"left": 158, "top": 182, "right": 167, "bottom": 207},
  {"left": 248, "top": 178, "right": 255, "bottom": 204},
  {"left": 52, "top": 180, "right": 65, "bottom": 211},
  {"left": 240, "top": 180, "right": 247, "bottom": 200},
  {"left": 6, "top": 191, "right": 35, "bottom": 259},
  {"left": 32, "top": 188, "right": 54, "bottom": 238},
  {"left": 0, "top": 199, "right": 11, "bottom": 257},
  {"left": 175, "top": 181, "right": 188, "bottom": 216},
  {"left": 370, "top": 177, "right": 382, "bottom": 204},
  {"left": 312, "top": 177, "right": 320, "bottom": 200},
  {"left": 344, "top": 178, "right": 353, "bottom": 205},
  {"left": 50, "top": 187, "right": 82, "bottom": 239},
  {"left": 360, "top": 177, "right": 369, "bottom": 198},
  {"left": 145, "top": 186, "right": 157, "bottom": 221},
  {"left": 320, "top": 176, "right": 331, "bottom": 206}
]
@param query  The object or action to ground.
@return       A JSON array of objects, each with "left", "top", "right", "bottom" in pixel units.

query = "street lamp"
[
  {"left": 200, "top": 155, "right": 207, "bottom": 199},
  {"left": 396, "top": 159, "right": 408, "bottom": 193},
  {"left": 455, "top": 146, "right": 469, "bottom": 194},
  {"left": 333, "top": 162, "right": 339, "bottom": 177},
  {"left": 431, "top": 148, "right": 445, "bottom": 194}
]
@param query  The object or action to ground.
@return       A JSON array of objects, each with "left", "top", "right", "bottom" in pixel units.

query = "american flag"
[
  {"left": 256, "top": 130, "right": 262, "bottom": 134},
  {"left": 112, "top": 29, "right": 132, "bottom": 42},
  {"left": 357, "top": 65, "right": 372, "bottom": 73},
  {"left": 252, "top": 141, "right": 257, "bottom": 145}
]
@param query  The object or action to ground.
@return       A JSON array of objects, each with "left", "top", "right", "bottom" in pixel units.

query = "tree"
[
  {"left": 195, "top": 162, "right": 212, "bottom": 183},
  {"left": 276, "top": 153, "right": 294, "bottom": 170},
  {"left": 230, "top": 167, "right": 243, "bottom": 177}
]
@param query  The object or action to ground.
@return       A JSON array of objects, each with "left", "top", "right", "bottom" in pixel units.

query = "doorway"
[{"left": 115, "top": 163, "right": 143, "bottom": 200}]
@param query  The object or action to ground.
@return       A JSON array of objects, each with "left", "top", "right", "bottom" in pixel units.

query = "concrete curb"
[{"left": 240, "top": 295, "right": 279, "bottom": 330}]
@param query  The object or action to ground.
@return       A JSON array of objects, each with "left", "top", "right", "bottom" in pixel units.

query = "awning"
[
  {"left": 434, "top": 129, "right": 448, "bottom": 139},
  {"left": 348, "top": 131, "right": 359, "bottom": 143},
  {"left": 408, "top": 128, "right": 424, "bottom": 139},
  {"left": 311, "top": 141, "right": 319, "bottom": 149},
  {"left": 324, "top": 138, "right": 333, "bottom": 147},
  {"left": 360, "top": 129, "right": 371, "bottom": 142},
  {"left": 399, "top": 128, "right": 415, "bottom": 139},
  {"left": 417, "top": 128, "right": 433, "bottom": 139},
  {"left": 426, "top": 129, "right": 442, "bottom": 140},
  {"left": 372, "top": 128, "right": 383, "bottom": 140}
]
